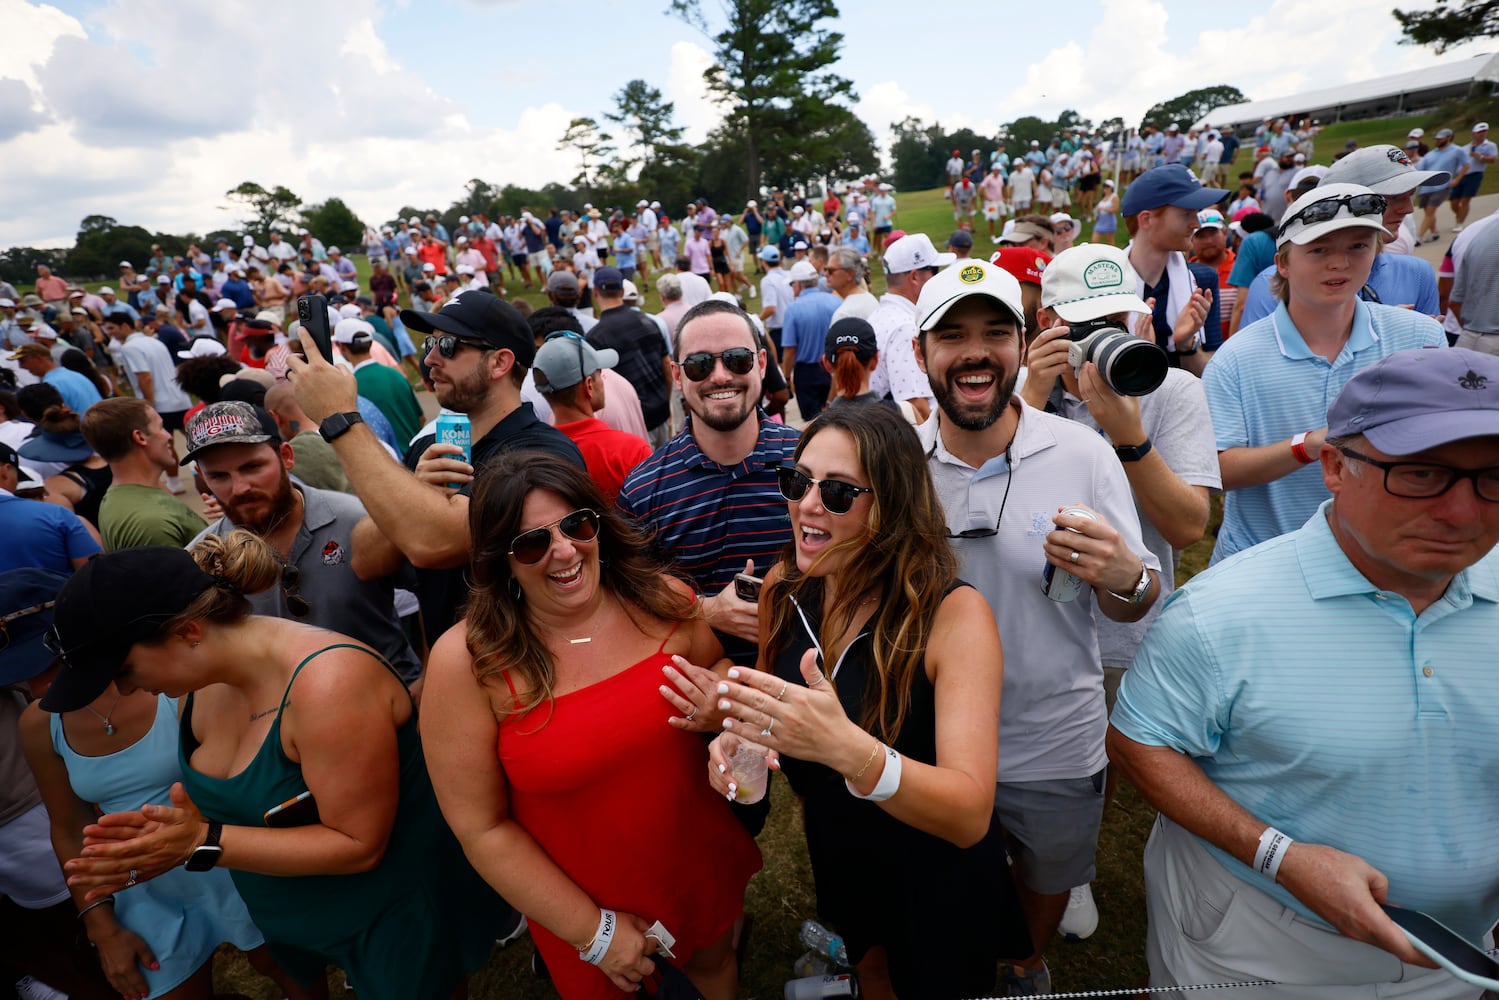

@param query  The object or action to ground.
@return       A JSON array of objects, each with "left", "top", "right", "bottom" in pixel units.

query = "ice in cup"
[{"left": 728, "top": 741, "right": 770, "bottom": 803}]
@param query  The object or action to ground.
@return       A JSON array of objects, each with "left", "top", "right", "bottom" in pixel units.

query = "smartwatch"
[
  {"left": 1114, "top": 438, "right": 1153, "bottom": 463},
  {"left": 318, "top": 411, "right": 364, "bottom": 443},
  {"left": 184, "top": 821, "right": 223, "bottom": 872}
]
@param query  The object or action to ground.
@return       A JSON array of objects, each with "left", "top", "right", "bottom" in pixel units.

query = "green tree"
[
  {"left": 1139, "top": 85, "right": 1248, "bottom": 131},
  {"left": 558, "top": 117, "right": 616, "bottom": 195},
  {"left": 66, "top": 217, "right": 164, "bottom": 279},
  {"left": 1395, "top": 0, "right": 1499, "bottom": 51},
  {"left": 890, "top": 116, "right": 945, "bottom": 191},
  {"left": 299, "top": 198, "right": 365, "bottom": 251},
  {"left": 606, "top": 79, "right": 688, "bottom": 179},
  {"left": 224, "top": 181, "right": 301, "bottom": 236},
  {"left": 1005, "top": 115, "right": 1054, "bottom": 158},
  {"left": 669, "top": 0, "right": 855, "bottom": 199}
]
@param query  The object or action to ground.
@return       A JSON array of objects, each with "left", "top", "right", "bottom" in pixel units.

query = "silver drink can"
[{"left": 1041, "top": 505, "right": 1098, "bottom": 603}]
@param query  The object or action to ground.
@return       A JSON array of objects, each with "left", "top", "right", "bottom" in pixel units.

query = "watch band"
[
  {"left": 1107, "top": 564, "right": 1152, "bottom": 605},
  {"left": 1114, "top": 438, "right": 1153, "bottom": 463},
  {"left": 184, "top": 821, "right": 223, "bottom": 872},
  {"left": 319, "top": 411, "right": 364, "bottom": 443}
]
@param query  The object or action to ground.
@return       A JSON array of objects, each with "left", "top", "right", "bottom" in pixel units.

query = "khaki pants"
[{"left": 1456, "top": 329, "right": 1499, "bottom": 357}]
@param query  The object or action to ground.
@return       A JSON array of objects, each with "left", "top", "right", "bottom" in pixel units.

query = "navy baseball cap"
[
  {"left": 0, "top": 567, "right": 68, "bottom": 687},
  {"left": 1121, "top": 165, "right": 1228, "bottom": 216},
  {"left": 1327, "top": 348, "right": 1499, "bottom": 455},
  {"left": 594, "top": 266, "right": 624, "bottom": 290}
]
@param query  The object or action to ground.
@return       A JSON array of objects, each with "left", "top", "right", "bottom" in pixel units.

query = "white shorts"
[
  {"left": 1052, "top": 186, "right": 1071, "bottom": 207},
  {"left": 1013, "top": 199, "right": 1031, "bottom": 212},
  {"left": 983, "top": 201, "right": 1006, "bottom": 220}
]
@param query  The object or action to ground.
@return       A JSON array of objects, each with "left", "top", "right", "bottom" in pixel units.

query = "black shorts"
[
  {"left": 1079, "top": 174, "right": 1102, "bottom": 192},
  {"left": 510, "top": 253, "right": 527, "bottom": 266}
]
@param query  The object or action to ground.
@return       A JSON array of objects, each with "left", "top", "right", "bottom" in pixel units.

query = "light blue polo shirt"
[
  {"left": 1203, "top": 300, "right": 1446, "bottom": 563},
  {"left": 1236, "top": 252, "right": 1441, "bottom": 327},
  {"left": 1113, "top": 501, "right": 1499, "bottom": 942}
]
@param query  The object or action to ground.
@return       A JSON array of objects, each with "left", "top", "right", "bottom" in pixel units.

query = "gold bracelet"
[{"left": 850, "top": 739, "right": 882, "bottom": 782}]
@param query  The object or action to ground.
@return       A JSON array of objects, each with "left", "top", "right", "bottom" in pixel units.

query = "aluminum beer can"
[
  {"left": 1041, "top": 505, "right": 1098, "bottom": 603},
  {"left": 434, "top": 413, "right": 472, "bottom": 463}
]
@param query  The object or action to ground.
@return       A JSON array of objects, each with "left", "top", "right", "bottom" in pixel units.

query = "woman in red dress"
[{"left": 421, "top": 452, "right": 760, "bottom": 999}]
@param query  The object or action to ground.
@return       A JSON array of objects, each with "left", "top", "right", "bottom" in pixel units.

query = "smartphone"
[
  {"left": 734, "top": 573, "right": 763, "bottom": 602},
  {"left": 263, "top": 790, "right": 320, "bottom": 828},
  {"left": 1381, "top": 904, "right": 1499, "bottom": 991},
  {"left": 296, "top": 293, "right": 333, "bottom": 361}
]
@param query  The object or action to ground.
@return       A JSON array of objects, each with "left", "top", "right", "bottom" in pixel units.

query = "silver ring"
[
  {"left": 1069, "top": 549, "right": 1080, "bottom": 563},
  {"left": 759, "top": 716, "right": 776, "bottom": 738},
  {"left": 125, "top": 868, "right": 138, "bottom": 888},
  {"left": 775, "top": 681, "right": 788, "bottom": 701},
  {"left": 685, "top": 709, "right": 697, "bottom": 722}
]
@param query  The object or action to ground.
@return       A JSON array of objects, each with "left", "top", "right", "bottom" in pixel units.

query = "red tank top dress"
[{"left": 499, "top": 627, "right": 762, "bottom": 999}]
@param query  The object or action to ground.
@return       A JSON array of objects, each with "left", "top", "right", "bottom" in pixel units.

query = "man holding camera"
[
  {"left": 914, "top": 259, "right": 1161, "bottom": 994},
  {"left": 1204, "top": 183, "right": 1447, "bottom": 565}
]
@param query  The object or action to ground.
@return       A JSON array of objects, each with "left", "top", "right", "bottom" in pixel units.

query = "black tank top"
[{"left": 59, "top": 463, "right": 112, "bottom": 528}]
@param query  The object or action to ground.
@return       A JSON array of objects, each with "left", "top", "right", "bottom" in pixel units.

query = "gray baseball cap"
[
  {"left": 1323, "top": 144, "right": 1451, "bottom": 196},
  {"left": 532, "top": 334, "right": 618, "bottom": 392},
  {"left": 1327, "top": 347, "right": 1499, "bottom": 455}
]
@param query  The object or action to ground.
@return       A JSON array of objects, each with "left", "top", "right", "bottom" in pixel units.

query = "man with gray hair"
[
  {"left": 868, "top": 234, "right": 951, "bottom": 422},
  {"left": 827, "top": 245, "right": 877, "bottom": 325},
  {"left": 656, "top": 272, "right": 689, "bottom": 346}
]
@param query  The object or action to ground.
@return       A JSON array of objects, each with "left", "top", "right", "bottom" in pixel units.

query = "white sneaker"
[
  {"left": 16, "top": 977, "right": 69, "bottom": 1000},
  {"left": 749, "top": 284, "right": 758, "bottom": 298},
  {"left": 1453, "top": 223, "right": 1465, "bottom": 232},
  {"left": 1059, "top": 883, "right": 1098, "bottom": 940}
]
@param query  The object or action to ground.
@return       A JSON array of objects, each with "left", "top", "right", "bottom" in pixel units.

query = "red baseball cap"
[{"left": 989, "top": 247, "right": 1053, "bottom": 285}]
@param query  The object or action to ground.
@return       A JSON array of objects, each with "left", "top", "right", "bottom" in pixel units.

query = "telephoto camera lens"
[{"left": 1065, "top": 322, "right": 1168, "bottom": 396}]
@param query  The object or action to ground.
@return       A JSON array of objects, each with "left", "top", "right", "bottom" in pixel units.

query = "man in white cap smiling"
[
  {"left": 913, "top": 259, "right": 1161, "bottom": 994},
  {"left": 1204, "top": 183, "right": 1448, "bottom": 565}
]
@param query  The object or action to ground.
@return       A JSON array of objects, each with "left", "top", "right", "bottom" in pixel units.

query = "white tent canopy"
[{"left": 1194, "top": 53, "right": 1499, "bottom": 134}]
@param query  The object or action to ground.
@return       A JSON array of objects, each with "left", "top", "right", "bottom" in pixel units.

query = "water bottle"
[
  {"left": 798, "top": 919, "right": 849, "bottom": 967},
  {"left": 783, "top": 974, "right": 858, "bottom": 999},
  {"left": 793, "top": 950, "right": 830, "bottom": 978}
]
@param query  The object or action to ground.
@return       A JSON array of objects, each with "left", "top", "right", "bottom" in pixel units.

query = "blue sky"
[{"left": 2, "top": 0, "right": 1488, "bottom": 246}]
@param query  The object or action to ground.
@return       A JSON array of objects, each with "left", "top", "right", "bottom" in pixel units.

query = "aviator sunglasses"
[
  {"left": 777, "top": 466, "right": 872, "bottom": 515},
  {"left": 508, "top": 509, "right": 602, "bottom": 565},
  {"left": 679, "top": 348, "right": 757, "bottom": 383},
  {"left": 1277, "top": 193, "right": 1387, "bottom": 239}
]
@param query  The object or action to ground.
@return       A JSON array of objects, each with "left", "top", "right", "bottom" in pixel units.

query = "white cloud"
[
  {"left": 0, "top": 0, "right": 83, "bottom": 91},
  {"left": 664, "top": 40, "right": 726, "bottom": 142}
]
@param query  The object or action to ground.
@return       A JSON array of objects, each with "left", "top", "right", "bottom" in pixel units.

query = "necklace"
[{"left": 83, "top": 690, "right": 123, "bottom": 736}]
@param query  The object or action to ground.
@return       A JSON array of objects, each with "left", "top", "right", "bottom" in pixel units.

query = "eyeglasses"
[
  {"left": 0, "top": 601, "right": 54, "bottom": 652},
  {"left": 679, "top": 348, "right": 757, "bottom": 383},
  {"left": 1277, "top": 194, "right": 1388, "bottom": 238},
  {"left": 508, "top": 509, "right": 601, "bottom": 565},
  {"left": 1336, "top": 447, "right": 1499, "bottom": 502},
  {"left": 280, "top": 563, "right": 311, "bottom": 619},
  {"left": 423, "top": 334, "right": 492, "bottom": 359},
  {"left": 777, "top": 466, "right": 872, "bottom": 515}
]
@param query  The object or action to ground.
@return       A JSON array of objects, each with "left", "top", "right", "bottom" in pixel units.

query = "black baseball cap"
[
  {"left": 39, "top": 547, "right": 216, "bottom": 712},
  {"left": 825, "top": 317, "right": 878, "bottom": 362},
  {"left": 401, "top": 294, "right": 536, "bottom": 366},
  {"left": 0, "top": 567, "right": 68, "bottom": 686}
]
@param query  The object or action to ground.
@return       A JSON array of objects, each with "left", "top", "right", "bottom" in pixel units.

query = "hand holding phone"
[
  {"left": 734, "top": 573, "right": 763, "bottom": 603},
  {"left": 297, "top": 293, "right": 333, "bottom": 361},
  {"left": 1381, "top": 904, "right": 1499, "bottom": 990}
]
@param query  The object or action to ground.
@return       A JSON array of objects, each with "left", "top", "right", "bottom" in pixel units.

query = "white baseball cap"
[
  {"left": 881, "top": 233, "right": 955, "bottom": 274},
  {"left": 177, "top": 338, "right": 228, "bottom": 360},
  {"left": 1276, "top": 182, "right": 1390, "bottom": 248},
  {"left": 788, "top": 261, "right": 819, "bottom": 282},
  {"left": 915, "top": 260, "right": 1026, "bottom": 331},
  {"left": 1040, "top": 245, "right": 1151, "bottom": 323}
]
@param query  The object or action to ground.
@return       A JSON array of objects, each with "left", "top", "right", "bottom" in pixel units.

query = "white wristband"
[
  {"left": 1253, "top": 826, "right": 1294, "bottom": 883},
  {"left": 579, "top": 908, "right": 616, "bottom": 966},
  {"left": 846, "top": 743, "right": 902, "bottom": 802}
]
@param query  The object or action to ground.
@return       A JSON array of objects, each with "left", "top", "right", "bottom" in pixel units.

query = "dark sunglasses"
[
  {"left": 281, "top": 563, "right": 311, "bottom": 619},
  {"left": 0, "top": 601, "right": 54, "bottom": 652},
  {"left": 423, "top": 334, "right": 492, "bottom": 359},
  {"left": 1278, "top": 193, "right": 1387, "bottom": 238},
  {"left": 777, "top": 466, "right": 872, "bottom": 515},
  {"left": 508, "top": 509, "right": 601, "bottom": 565},
  {"left": 546, "top": 330, "right": 589, "bottom": 376},
  {"left": 680, "top": 348, "right": 757, "bottom": 383},
  {"left": 42, "top": 612, "right": 170, "bottom": 667}
]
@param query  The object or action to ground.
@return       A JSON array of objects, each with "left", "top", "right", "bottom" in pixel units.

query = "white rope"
[{"left": 973, "top": 982, "right": 1277, "bottom": 999}]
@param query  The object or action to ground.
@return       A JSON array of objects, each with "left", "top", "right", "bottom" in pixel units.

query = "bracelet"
[
  {"left": 579, "top": 908, "right": 616, "bottom": 966},
  {"left": 77, "top": 896, "right": 115, "bottom": 920},
  {"left": 1290, "top": 431, "right": 1315, "bottom": 465},
  {"left": 846, "top": 744, "right": 902, "bottom": 802},
  {"left": 849, "top": 740, "right": 881, "bottom": 782},
  {"left": 1253, "top": 826, "right": 1294, "bottom": 883}
]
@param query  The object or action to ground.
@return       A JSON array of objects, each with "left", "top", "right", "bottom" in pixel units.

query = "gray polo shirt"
[
  {"left": 1452, "top": 218, "right": 1499, "bottom": 335},
  {"left": 193, "top": 485, "right": 420, "bottom": 682},
  {"left": 919, "top": 399, "right": 1159, "bottom": 783}
]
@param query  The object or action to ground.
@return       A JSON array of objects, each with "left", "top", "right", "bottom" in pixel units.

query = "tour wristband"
[
  {"left": 580, "top": 908, "right": 616, "bottom": 966},
  {"left": 1254, "top": 826, "right": 1294, "bottom": 883},
  {"left": 846, "top": 743, "right": 902, "bottom": 802}
]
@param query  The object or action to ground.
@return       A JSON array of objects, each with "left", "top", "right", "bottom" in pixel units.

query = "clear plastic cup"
[{"left": 728, "top": 741, "right": 769, "bottom": 803}]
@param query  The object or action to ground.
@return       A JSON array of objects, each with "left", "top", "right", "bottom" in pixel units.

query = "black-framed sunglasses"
[
  {"left": 1278, "top": 193, "right": 1388, "bottom": 238},
  {"left": 281, "top": 563, "right": 311, "bottom": 619},
  {"left": 777, "top": 466, "right": 872, "bottom": 515},
  {"left": 680, "top": 348, "right": 757, "bottom": 383},
  {"left": 1336, "top": 446, "right": 1499, "bottom": 502},
  {"left": 508, "top": 509, "right": 601, "bottom": 565},
  {"left": 545, "top": 329, "right": 589, "bottom": 376},
  {"left": 423, "top": 333, "right": 492, "bottom": 359},
  {"left": 0, "top": 601, "right": 54, "bottom": 652}
]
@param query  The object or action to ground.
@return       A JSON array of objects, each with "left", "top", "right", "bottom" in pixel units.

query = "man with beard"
[
  {"left": 617, "top": 298, "right": 799, "bottom": 668},
  {"left": 81, "top": 398, "right": 205, "bottom": 551},
  {"left": 183, "top": 400, "right": 421, "bottom": 683},
  {"left": 913, "top": 260, "right": 1160, "bottom": 995},
  {"left": 288, "top": 294, "right": 582, "bottom": 638}
]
